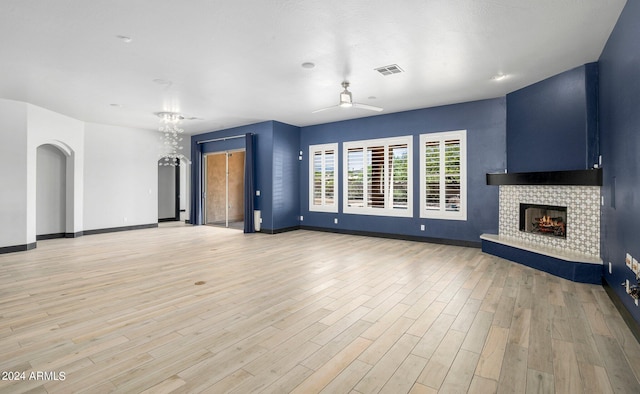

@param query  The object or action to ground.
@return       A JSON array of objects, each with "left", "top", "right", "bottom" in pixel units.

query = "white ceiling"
[{"left": 0, "top": 0, "right": 626, "bottom": 135}]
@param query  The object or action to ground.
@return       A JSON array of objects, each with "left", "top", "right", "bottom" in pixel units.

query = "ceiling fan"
[{"left": 312, "top": 81, "right": 383, "bottom": 113}]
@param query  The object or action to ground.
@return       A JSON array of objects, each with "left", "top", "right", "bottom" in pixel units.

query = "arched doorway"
[{"left": 36, "top": 144, "right": 67, "bottom": 239}]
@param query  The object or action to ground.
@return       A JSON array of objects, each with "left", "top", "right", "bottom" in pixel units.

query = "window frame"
[
  {"left": 308, "top": 143, "right": 338, "bottom": 213},
  {"left": 342, "top": 136, "right": 413, "bottom": 217},
  {"left": 419, "top": 130, "right": 467, "bottom": 221}
]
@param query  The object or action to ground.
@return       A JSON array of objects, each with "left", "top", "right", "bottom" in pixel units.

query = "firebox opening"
[{"left": 519, "top": 203, "right": 567, "bottom": 239}]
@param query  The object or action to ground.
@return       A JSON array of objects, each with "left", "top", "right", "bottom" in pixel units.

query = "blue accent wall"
[
  {"left": 299, "top": 98, "right": 506, "bottom": 244},
  {"left": 190, "top": 120, "right": 300, "bottom": 233},
  {"left": 599, "top": 0, "right": 640, "bottom": 325},
  {"left": 271, "top": 121, "right": 301, "bottom": 231},
  {"left": 507, "top": 63, "right": 599, "bottom": 172},
  {"left": 190, "top": 121, "right": 274, "bottom": 229}
]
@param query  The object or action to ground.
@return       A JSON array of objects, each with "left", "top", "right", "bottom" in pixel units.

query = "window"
[
  {"left": 343, "top": 136, "right": 412, "bottom": 217},
  {"left": 420, "top": 130, "right": 467, "bottom": 220},
  {"left": 309, "top": 143, "right": 338, "bottom": 212}
]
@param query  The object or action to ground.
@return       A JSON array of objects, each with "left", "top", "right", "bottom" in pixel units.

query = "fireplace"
[{"left": 519, "top": 203, "right": 567, "bottom": 239}]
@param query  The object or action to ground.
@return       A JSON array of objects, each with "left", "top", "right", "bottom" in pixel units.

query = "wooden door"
[
  {"left": 205, "top": 151, "right": 245, "bottom": 226},
  {"left": 228, "top": 151, "right": 245, "bottom": 222},
  {"left": 205, "top": 153, "right": 226, "bottom": 224}
]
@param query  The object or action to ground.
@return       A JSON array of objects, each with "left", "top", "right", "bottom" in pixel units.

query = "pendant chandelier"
[{"left": 157, "top": 112, "right": 189, "bottom": 166}]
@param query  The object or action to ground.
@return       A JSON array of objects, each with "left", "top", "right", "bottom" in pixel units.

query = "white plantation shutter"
[
  {"left": 420, "top": 131, "right": 467, "bottom": 220},
  {"left": 312, "top": 151, "right": 323, "bottom": 205},
  {"left": 309, "top": 143, "right": 338, "bottom": 212},
  {"left": 367, "top": 146, "right": 385, "bottom": 208},
  {"left": 324, "top": 149, "right": 335, "bottom": 205},
  {"left": 424, "top": 141, "right": 441, "bottom": 210},
  {"left": 343, "top": 136, "right": 412, "bottom": 217},
  {"left": 444, "top": 139, "right": 461, "bottom": 212},
  {"left": 390, "top": 144, "right": 408, "bottom": 209},
  {"left": 347, "top": 147, "right": 364, "bottom": 208}
]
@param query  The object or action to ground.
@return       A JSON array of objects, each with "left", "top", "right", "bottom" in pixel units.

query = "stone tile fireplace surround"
[
  {"left": 481, "top": 169, "right": 602, "bottom": 283},
  {"left": 499, "top": 185, "right": 600, "bottom": 257}
]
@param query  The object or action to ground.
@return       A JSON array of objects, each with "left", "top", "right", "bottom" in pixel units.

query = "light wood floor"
[{"left": 1, "top": 224, "right": 639, "bottom": 393}]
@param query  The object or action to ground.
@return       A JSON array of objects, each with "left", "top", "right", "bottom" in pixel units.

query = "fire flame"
[
  {"left": 537, "top": 215, "right": 565, "bottom": 233},
  {"left": 540, "top": 215, "right": 555, "bottom": 226}
]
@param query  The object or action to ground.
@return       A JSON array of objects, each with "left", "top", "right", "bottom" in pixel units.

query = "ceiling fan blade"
[
  {"left": 353, "top": 102, "right": 383, "bottom": 112},
  {"left": 311, "top": 105, "right": 340, "bottom": 114}
]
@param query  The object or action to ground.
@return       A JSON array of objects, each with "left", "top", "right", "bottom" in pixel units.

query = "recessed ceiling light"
[
  {"left": 116, "top": 35, "right": 132, "bottom": 43},
  {"left": 109, "top": 103, "right": 122, "bottom": 107},
  {"left": 153, "top": 78, "right": 172, "bottom": 86},
  {"left": 301, "top": 62, "right": 315, "bottom": 69},
  {"left": 368, "top": 96, "right": 377, "bottom": 100}
]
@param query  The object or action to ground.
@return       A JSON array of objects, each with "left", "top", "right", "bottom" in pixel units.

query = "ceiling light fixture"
[
  {"left": 301, "top": 62, "right": 315, "bottom": 69},
  {"left": 491, "top": 73, "right": 508, "bottom": 81},
  {"left": 312, "top": 82, "right": 383, "bottom": 113},
  {"left": 157, "top": 112, "right": 190, "bottom": 166},
  {"left": 116, "top": 35, "right": 132, "bottom": 43}
]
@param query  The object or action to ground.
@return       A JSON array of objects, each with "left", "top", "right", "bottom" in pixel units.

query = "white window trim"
[
  {"left": 309, "top": 143, "right": 338, "bottom": 213},
  {"left": 419, "top": 130, "right": 467, "bottom": 221},
  {"left": 342, "top": 136, "right": 413, "bottom": 217}
]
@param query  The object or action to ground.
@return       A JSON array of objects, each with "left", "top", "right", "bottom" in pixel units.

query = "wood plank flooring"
[{"left": 1, "top": 224, "right": 639, "bottom": 393}]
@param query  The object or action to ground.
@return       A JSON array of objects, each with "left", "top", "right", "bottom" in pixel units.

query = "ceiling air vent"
[{"left": 374, "top": 64, "right": 404, "bottom": 76}]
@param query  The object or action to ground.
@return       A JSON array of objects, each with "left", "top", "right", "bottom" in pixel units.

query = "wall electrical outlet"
[
  {"left": 256, "top": 190, "right": 261, "bottom": 196},
  {"left": 334, "top": 218, "right": 338, "bottom": 224},
  {"left": 609, "top": 262, "right": 612, "bottom": 274},
  {"left": 420, "top": 224, "right": 425, "bottom": 231},
  {"left": 626, "top": 279, "right": 630, "bottom": 294},
  {"left": 300, "top": 216, "right": 304, "bottom": 221}
]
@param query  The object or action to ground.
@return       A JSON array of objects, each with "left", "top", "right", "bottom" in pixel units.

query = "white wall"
[
  {"left": 0, "top": 99, "right": 29, "bottom": 248},
  {"left": 1, "top": 99, "right": 183, "bottom": 250},
  {"left": 179, "top": 138, "right": 191, "bottom": 221},
  {"left": 83, "top": 123, "right": 159, "bottom": 230},
  {"left": 26, "top": 104, "right": 84, "bottom": 240},
  {"left": 36, "top": 145, "right": 66, "bottom": 235}
]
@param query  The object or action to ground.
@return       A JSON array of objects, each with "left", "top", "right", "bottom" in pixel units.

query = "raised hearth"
[{"left": 480, "top": 234, "right": 601, "bottom": 283}]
